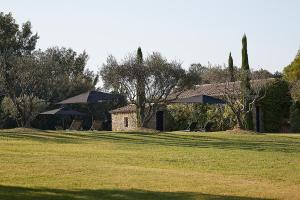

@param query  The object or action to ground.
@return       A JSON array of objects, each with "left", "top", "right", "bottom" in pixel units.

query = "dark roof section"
[
  {"left": 40, "top": 107, "right": 86, "bottom": 116},
  {"left": 170, "top": 94, "right": 225, "bottom": 104},
  {"left": 57, "top": 90, "right": 120, "bottom": 104}
]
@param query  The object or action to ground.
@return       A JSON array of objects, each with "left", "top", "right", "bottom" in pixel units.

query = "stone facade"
[
  {"left": 111, "top": 112, "right": 137, "bottom": 131},
  {"left": 111, "top": 105, "right": 265, "bottom": 132},
  {"left": 111, "top": 111, "right": 164, "bottom": 131}
]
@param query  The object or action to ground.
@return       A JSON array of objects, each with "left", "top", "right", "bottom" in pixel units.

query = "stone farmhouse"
[{"left": 110, "top": 78, "right": 289, "bottom": 132}]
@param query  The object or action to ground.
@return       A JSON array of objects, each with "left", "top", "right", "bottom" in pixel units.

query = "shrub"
[
  {"left": 166, "top": 104, "right": 235, "bottom": 131},
  {"left": 290, "top": 103, "right": 300, "bottom": 133},
  {"left": 260, "top": 79, "right": 291, "bottom": 132},
  {"left": 1, "top": 95, "right": 48, "bottom": 127}
]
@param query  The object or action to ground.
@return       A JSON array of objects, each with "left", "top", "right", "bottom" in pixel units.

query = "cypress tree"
[
  {"left": 241, "top": 35, "right": 251, "bottom": 91},
  {"left": 136, "top": 47, "right": 146, "bottom": 127},
  {"left": 228, "top": 52, "right": 235, "bottom": 82},
  {"left": 240, "top": 35, "right": 253, "bottom": 130}
]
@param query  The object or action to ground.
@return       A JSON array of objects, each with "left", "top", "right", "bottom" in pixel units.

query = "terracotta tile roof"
[
  {"left": 109, "top": 104, "right": 136, "bottom": 114},
  {"left": 171, "top": 78, "right": 274, "bottom": 99},
  {"left": 110, "top": 78, "right": 275, "bottom": 114}
]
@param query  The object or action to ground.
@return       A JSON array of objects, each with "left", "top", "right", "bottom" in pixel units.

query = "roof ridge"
[{"left": 194, "top": 78, "right": 274, "bottom": 87}]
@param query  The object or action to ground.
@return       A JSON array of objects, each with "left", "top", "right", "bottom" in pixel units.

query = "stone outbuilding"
[{"left": 109, "top": 104, "right": 166, "bottom": 131}]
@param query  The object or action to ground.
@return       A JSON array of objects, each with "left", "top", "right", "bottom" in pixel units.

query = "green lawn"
[{"left": 0, "top": 129, "right": 299, "bottom": 200}]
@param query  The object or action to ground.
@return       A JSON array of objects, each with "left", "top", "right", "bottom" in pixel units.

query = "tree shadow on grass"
[
  {"left": 0, "top": 129, "right": 83, "bottom": 144},
  {"left": 0, "top": 185, "right": 273, "bottom": 200},
  {"left": 85, "top": 132, "right": 300, "bottom": 153},
  {"left": 0, "top": 129, "right": 299, "bottom": 153},
  {"left": 82, "top": 132, "right": 300, "bottom": 153}
]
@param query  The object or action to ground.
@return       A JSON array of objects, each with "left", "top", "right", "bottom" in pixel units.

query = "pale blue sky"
[{"left": 1, "top": 0, "right": 300, "bottom": 73}]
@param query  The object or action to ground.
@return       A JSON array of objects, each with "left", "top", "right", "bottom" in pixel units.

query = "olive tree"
[{"left": 100, "top": 48, "right": 192, "bottom": 127}]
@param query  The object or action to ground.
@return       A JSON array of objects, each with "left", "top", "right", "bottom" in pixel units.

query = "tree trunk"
[
  {"left": 235, "top": 112, "right": 244, "bottom": 130},
  {"left": 24, "top": 120, "right": 31, "bottom": 128}
]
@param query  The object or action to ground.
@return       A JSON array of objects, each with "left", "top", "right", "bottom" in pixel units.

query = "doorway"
[
  {"left": 156, "top": 111, "right": 164, "bottom": 131},
  {"left": 255, "top": 106, "right": 261, "bottom": 132}
]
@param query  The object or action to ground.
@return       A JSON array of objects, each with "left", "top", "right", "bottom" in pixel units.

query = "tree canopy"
[
  {"left": 283, "top": 50, "right": 300, "bottom": 82},
  {"left": 0, "top": 12, "right": 96, "bottom": 127},
  {"left": 100, "top": 50, "right": 191, "bottom": 127}
]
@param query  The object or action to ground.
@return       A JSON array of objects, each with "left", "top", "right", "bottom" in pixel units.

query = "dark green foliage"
[
  {"left": 166, "top": 104, "right": 208, "bottom": 130},
  {"left": 241, "top": 35, "right": 250, "bottom": 70},
  {"left": 290, "top": 102, "right": 300, "bottom": 133},
  {"left": 166, "top": 104, "right": 236, "bottom": 131},
  {"left": 228, "top": 52, "right": 234, "bottom": 82},
  {"left": 260, "top": 79, "right": 291, "bottom": 132},
  {"left": 240, "top": 35, "right": 251, "bottom": 93}
]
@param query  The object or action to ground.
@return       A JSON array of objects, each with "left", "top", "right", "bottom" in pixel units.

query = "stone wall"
[
  {"left": 146, "top": 114, "right": 157, "bottom": 130},
  {"left": 111, "top": 112, "right": 158, "bottom": 131},
  {"left": 111, "top": 112, "right": 137, "bottom": 131}
]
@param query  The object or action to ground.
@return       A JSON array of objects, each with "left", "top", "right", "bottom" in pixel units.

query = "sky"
[{"left": 1, "top": 0, "right": 300, "bottom": 74}]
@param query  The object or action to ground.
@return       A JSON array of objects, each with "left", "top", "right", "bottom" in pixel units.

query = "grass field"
[{"left": 0, "top": 129, "right": 299, "bottom": 200}]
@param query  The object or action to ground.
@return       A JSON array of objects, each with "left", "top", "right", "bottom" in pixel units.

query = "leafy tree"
[
  {"left": 188, "top": 62, "right": 271, "bottom": 86},
  {"left": 228, "top": 52, "right": 235, "bottom": 82},
  {"left": 202, "top": 64, "right": 229, "bottom": 84},
  {"left": 0, "top": 13, "right": 96, "bottom": 127},
  {"left": 0, "top": 12, "right": 39, "bottom": 127},
  {"left": 283, "top": 49, "right": 300, "bottom": 82},
  {"left": 251, "top": 68, "right": 274, "bottom": 80},
  {"left": 283, "top": 49, "right": 300, "bottom": 132},
  {"left": 101, "top": 49, "right": 191, "bottom": 127},
  {"left": 35, "top": 47, "right": 95, "bottom": 102},
  {"left": 188, "top": 63, "right": 206, "bottom": 85},
  {"left": 289, "top": 80, "right": 300, "bottom": 133},
  {"left": 2, "top": 95, "right": 47, "bottom": 127},
  {"left": 291, "top": 80, "right": 300, "bottom": 102},
  {"left": 290, "top": 102, "right": 300, "bottom": 133}
]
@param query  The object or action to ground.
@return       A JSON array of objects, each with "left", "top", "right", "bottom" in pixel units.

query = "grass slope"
[{"left": 0, "top": 129, "right": 299, "bottom": 200}]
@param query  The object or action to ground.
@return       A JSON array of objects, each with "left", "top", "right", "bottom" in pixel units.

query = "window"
[{"left": 124, "top": 117, "right": 129, "bottom": 127}]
